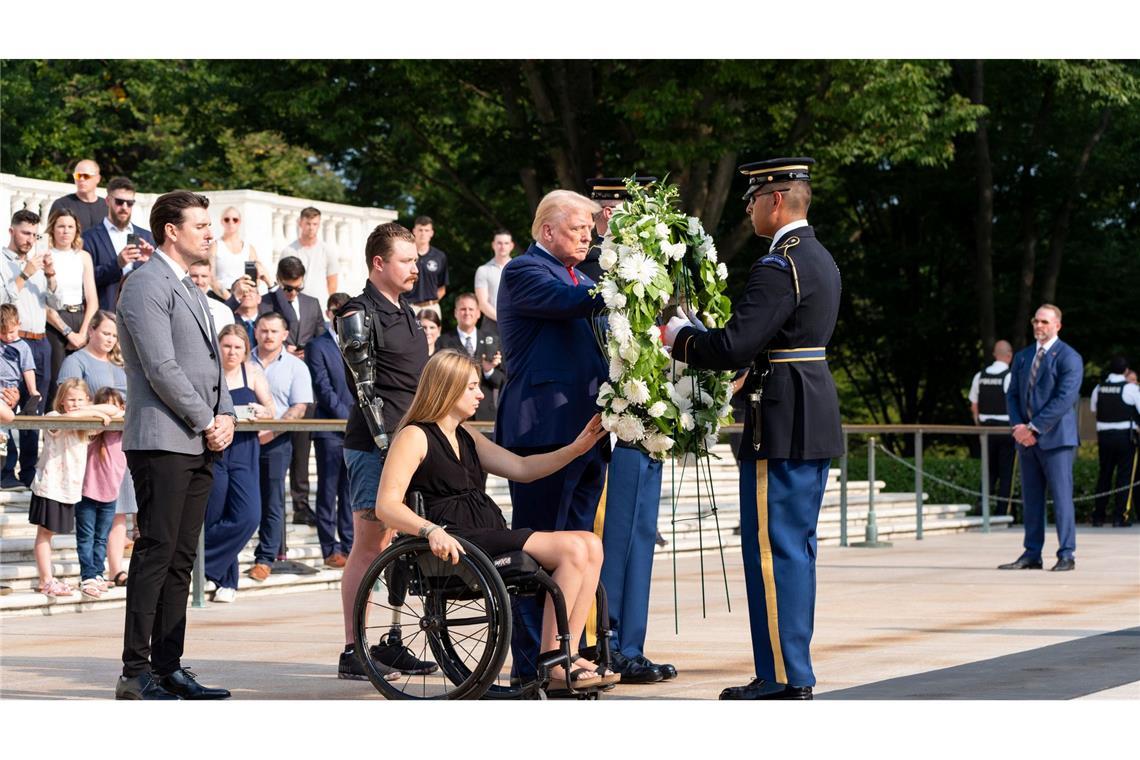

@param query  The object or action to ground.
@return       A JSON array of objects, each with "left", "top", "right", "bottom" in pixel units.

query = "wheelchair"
[{"left": 351, "top": 495, "right": 615, "bottom": 700}]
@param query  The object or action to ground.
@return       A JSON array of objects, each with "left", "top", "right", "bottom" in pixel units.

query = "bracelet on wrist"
[{"left": 418, "top": 523, "right": 440, "bottom": 539}]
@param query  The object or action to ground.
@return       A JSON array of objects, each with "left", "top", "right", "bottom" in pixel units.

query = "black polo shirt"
[
  {"left": 407, "top": 246, "right": 449, "bottom": 304},
  {"left": 340, "top": 280, "right": 429, "bottom": 452}
]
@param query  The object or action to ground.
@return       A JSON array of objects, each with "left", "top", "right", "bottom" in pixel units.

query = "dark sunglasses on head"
[
  {"left": 112, "top": 198, "right": 136, "bottom": 207},
  {"left": 281, "top": 284, "right": 304, "bottom": 293},
  {"left": 73, "top": 172, "right": 97, "bottom": 181}
]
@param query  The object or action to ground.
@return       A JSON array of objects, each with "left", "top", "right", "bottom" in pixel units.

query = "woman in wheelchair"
[{"left": 374, "top": 349, "right": 616, "bottom": 688}]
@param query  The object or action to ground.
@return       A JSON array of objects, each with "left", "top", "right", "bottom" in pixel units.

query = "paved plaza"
[{"left": 3, "top": 525, "right": 1137, "bottom": 701}]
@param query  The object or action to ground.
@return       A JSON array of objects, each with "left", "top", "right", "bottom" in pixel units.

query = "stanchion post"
[
  {"left": 980, "top": 431, "right": 991, "bottom": 534},
  {"left": 839, "top": 432, "right": 849, "bottom": 547},
  {"left": 853, "top": 436, "right": 891, "bottom": 548},
  {"left": 914, "top": 429, "right": 924, "bottom": 540},
  {"left": 192, "top": 532, "right": 206, "bottom": 608}
]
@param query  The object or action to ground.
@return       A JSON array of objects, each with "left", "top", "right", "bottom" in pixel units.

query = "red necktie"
[{"left": 566, "top": 266, "right": 579, "bottom": 286}]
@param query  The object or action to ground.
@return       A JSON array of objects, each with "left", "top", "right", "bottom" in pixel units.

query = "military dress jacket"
[{"left": 673, "top": 226, "right": 843, "bottom": 461}]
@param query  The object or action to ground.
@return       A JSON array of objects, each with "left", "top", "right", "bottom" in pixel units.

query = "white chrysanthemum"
[
  {"left": 619, "top": 341, "right": 640, "bottom": 363},
  {"left": 599, "top": 248, "right": 618, "bottom": 272},
  {"left": 614, "top": 414, "right": 646, "bottom": 442},
  {"left": 623, "top": 378, "right": 651, "bottom": 405},
  {"left": 609, "top": 311, "right": 633, "bottom": 346},
  {"left": 610, "top": 397, "right": 629, "bottom": 413},
  {"left": 601, "top": 412, "right": 619, "bottom": 432},
  {"left": 655, "top": 222, "right": 670, "bottom": 240},
  {"left": 643, "top": 432, "right": 675, "bottom": 454},
  {"left": 608, "top": 354, "right": 624, "bottom": 382},
  {"left": 645, "top": 326, "right": 660, "bottom": 342},
  {"left": 647, "top": 401, "right": 667, "bottom": 418},
  {"left": 679, "top": 412, "right": 695, "bottom": 431},
  {"left": 717, "top": 262, "right": 729, "bottom": 280},
  {"left": 617, "top": 252, "right": 659, "bottom": 287},
  {"left": 698, "top": 236, "right": 718, "bottom": 263},
  {"left": 687, "top": 216, "right": 701, "bottom": 236}
]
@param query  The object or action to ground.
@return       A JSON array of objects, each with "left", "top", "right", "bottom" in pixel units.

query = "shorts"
[{"left": 345, "top": 446, "right": 386, "bottom": 513}]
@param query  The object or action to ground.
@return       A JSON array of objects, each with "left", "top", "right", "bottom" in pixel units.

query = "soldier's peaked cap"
[
  {"left": 586, "top": 176, "right": 658, "bottom": 201},
  {"left": 739, "top": 157, "right": 814, "bottom": 200}
]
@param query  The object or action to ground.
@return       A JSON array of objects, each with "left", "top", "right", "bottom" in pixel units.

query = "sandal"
[
  {"left": 80, "top": 579, "right": 102, "bottom": 600},
  {"left": 94, "top": 576, "right": 109, "bottom": 592},
  {"left": 111, "top": 571, "right": 128, "bottom": 587},
  {"left": 574, "top": 657, "right": 621, "bottom": 686},
  {"left": 39, "top": 579, "right": 73, "bottom": 597}
]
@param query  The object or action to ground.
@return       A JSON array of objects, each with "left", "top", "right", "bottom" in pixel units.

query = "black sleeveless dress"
[{"left": 407, "top": 422, "right": 534, "bottom": 556}]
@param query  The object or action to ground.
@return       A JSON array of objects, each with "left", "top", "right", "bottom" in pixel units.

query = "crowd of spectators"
[{"left": 1, "top": 159, "right": 512, "bottom": 600}]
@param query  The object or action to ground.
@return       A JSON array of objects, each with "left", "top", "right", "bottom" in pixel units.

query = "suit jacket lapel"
[{"left": 167, "top": 268, "right": 211, "bottom": 341}]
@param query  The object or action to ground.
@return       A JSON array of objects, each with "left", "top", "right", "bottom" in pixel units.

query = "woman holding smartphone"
[
  {"left": 210, "top": 207, "right": 270, "bottom": 299},
  {"left": 202, "top": 324, "right": 276, "bottom": 603},
  {"left": 43, "top": 208, "right": 99, "bottom": 404}
]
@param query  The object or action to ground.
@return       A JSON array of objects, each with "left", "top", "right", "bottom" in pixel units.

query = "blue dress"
[{"left": 204, "top": 365, "right": 262, "bottom": 590}]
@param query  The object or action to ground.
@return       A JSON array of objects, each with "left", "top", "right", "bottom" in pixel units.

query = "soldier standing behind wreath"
[
  {"left": 968, "top": 340, "right": 1016, "bottom": 519},
  {"left": 666, "top": 157, "right": 843, "bottom": 700}
]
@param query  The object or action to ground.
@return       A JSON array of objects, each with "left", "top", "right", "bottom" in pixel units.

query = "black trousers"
[
  {"left": 121, "top": 449, "right": 215, "bottom": 678},
  {"left": 289, "top": 405, "right": 316, "bottom": 513},
  {"left": 1093, "top": 430, "right": 1137, "bottom": 524},
  {"left": 982, "top": 423, "right": 1016, "bottom": 517}
]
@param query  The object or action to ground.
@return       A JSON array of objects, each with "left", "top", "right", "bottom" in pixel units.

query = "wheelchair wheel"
[{"left": 353, "top": 537, "right": 511, "bottom": 700}]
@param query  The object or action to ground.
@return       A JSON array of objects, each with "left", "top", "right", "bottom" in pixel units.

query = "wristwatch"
[
  {"left": 16, "top": 270, "right": 29, "bottom": 282},
  {"left": 62, "top": 326, "right": 73, "bottom": 337}
]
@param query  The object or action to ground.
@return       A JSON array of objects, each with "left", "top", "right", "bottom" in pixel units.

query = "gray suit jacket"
[{"left": 117, "top": 256, "right": 234, "bottom": 454}]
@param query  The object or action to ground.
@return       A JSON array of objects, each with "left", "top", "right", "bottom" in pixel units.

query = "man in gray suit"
[{"left": 114, "top": 191, "right": 236, "bottom": 700}]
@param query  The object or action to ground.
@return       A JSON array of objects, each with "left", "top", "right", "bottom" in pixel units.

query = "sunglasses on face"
[
  {"left": 223, "top": 217, "right": 240, "bottom": 223},
  {"left": 112, "top": 198, "right": 136, "bottom": 207},
  {"left": 73, "top": 172, "right": 97, "bottom": 181},
  {"left": 281, "top": 284, "right": 304, "bottom": 293}
]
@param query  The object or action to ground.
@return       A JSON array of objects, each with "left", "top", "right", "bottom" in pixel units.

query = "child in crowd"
[
  {"left": 75, "top": 387, "right": 127, "bottom": 599},
  {"left": 0, "top": 303, "right": 41, "bottom": 415},
  {"left": 29, "top": 378, "right": 121, "bottom": 597}
]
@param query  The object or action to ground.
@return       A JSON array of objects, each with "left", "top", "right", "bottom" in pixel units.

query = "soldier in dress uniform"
[
  {"left": 968, "top": 340, "right": 1016, "bottom": 518},
  {"left": 1090, "top": 356, "right": 1140, "bottom": 527},
  {"left": 578, "top": 176, "right": 657, "bottom": 283},
  {"left": 580, "top": 175, "right": 675, "bottom": 684},
  {"left": 665, "top": 157, "right": 843, "bottom": 700}
]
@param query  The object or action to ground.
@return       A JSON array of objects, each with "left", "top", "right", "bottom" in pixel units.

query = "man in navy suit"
[
  {"left": 80, "top": 176, "right": 155, "bottom": 311},
  {"left": 305, "top": 292, "right": 354, "bottom": 567},
  {"left": 495, "top": 189, "right": 609, "bottom": 680},
  {"left": 437, "top": 292, "right": 504, "bottom": 422},
  {"left": 1001, "top": 304, "right": 1084, "bottom": 572}
]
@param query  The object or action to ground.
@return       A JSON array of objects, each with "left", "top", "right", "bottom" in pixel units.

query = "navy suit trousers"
[{"left": 1018, "top": 443, "right": 1077, "bottom": 560}]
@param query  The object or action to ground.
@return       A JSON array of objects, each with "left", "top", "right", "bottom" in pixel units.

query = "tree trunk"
[
  {"left": 970, "top": 60, "right": 997, "bottom": 355},
  {"left": 702, "top": 152, "right": 739, "bottom": 234},
  {"left": 1039, "top": 106, "right": 1111, "bottom": 303},
  {"left": 521, "top": 60, "right": 578, "bottom": 190},
  {"left": 500, "top": 74, "right": 542, "bottom": 215},
  {"left": 720, "top": 216, "right": 757, "bottom": 263},
  {"left": 1011, "top": 78, "right": 1055, "bottom": 348}
]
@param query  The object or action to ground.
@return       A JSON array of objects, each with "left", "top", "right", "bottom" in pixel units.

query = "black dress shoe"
[
  {"left": 158, "top": 668, "right": 231, "bottom": 699},
  {"left": 610, "top": 652, "right": 662, "bottom": 684},
  {"left": 719, "top": 678, "right": 812, "bottom": 700},
  {"left": 1049, "top": 557, "right": 1075, "bottom": 572},
  {"left": 997, "top": 556, "right": 1043, "bottom": 570},
  {"left": 291, "top": 506, "right": 318, "bottom": 526},
  {"left": 635, "top": 654, "right": 677, "bottom": 680},
  {"left": 115, "top": 673, "right": 180, "bottom": 700}
]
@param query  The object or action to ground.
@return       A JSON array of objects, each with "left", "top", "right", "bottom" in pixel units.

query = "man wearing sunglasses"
[
  {"left": 49, "top": 159, "right": 106, "bottom": 233},
  {"left": 81, "top": 176, "right": 155, "bottom": 310}
]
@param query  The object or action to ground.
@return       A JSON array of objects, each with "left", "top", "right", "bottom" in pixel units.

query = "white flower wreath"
[{"left": 592, "top": 178, "right": 736, "bottom": 459}]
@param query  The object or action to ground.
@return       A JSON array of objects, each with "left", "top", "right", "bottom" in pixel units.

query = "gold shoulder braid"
[{"left": 774, "top": 236, "right": 802, "bottom": 307}]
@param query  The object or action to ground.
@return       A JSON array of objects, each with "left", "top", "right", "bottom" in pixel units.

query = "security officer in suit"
[
  {"left": 580, "top": 176, "right": 675, "bottom": 684},
  {"left": 578, "top": 176, "right": 657, "bottom": 283},
  {"left": 968, "top": 340, "right": 1016, "bottom": 517},
  {"left": 999, "top": 304, "right": 1083, "bottom": 572},
  {"left": 1090, "top": 356, "right": 1139, "bottom": 527},
  {"left": 665, "top": 157, "right": 844, "bottom": 700}
]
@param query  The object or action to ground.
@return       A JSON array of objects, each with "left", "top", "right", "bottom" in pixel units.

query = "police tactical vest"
[
  {"left": 978, "top": 367, "right": 1010, "bottom": 417},
  {"left": 1095, "top": 380, "right": 1129, "bottom": 423}
]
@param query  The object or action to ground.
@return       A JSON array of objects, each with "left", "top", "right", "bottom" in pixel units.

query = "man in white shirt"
[
  {"left": 1089, "top": 356, "right": 1140, "bottom": 527},
  {"left": 284, "top": 207, "right": 340, "bottom": 309},
  {"left": 1, "top": 209, "right": 61, "bottom": 488},
  {"left": 968, "top": 339, "right": 1016, "bottom": 517},
  {"left": 473, "top": 228, "right": 514, "bottom": 333},
  {"left": 83, "top": 176, "right": 156, "bottom": 310},
  {"left": 187, "top": 259, "right": 234, "bottom": 336}
]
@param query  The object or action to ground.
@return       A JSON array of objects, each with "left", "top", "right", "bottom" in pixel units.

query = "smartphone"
[
  {"left": 244, "top": 261, "right": 258, "bottom": 280},
  {"left": 126, "top": 233, "right": 141, "bottom": 247},
  {"left": 479, "top": 334, "right": 499, "bottom": 361}
]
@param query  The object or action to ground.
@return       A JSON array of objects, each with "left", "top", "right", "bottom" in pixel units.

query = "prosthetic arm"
[{"left": 336, "top": 309, "right": 389, "bottom": 450}]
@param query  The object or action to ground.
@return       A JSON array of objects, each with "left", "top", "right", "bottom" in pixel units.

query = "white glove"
[{"left": 664, "top": 315, "right": 696, "bottom": 348}]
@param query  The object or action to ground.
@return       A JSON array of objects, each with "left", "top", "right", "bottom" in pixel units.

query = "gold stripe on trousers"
[{"left": 755, "top": 460, "right": 788, "bottom": 684}]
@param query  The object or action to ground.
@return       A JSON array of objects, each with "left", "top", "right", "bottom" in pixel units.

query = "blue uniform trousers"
[
  {"left": 739, "top": 458, "right": 830, "bottom": 688},
  {"left": 314, "top": 435, "right": 353, "bottom": 558},
  {"left": 1017, "top": 443, "right": 1076, "bottom": 560},
  {"left": 599, "top": 447, "right": 663, "bottom": 659},
  {"left": 508, "top": 441, "right": 607, "bottom": 678}
]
